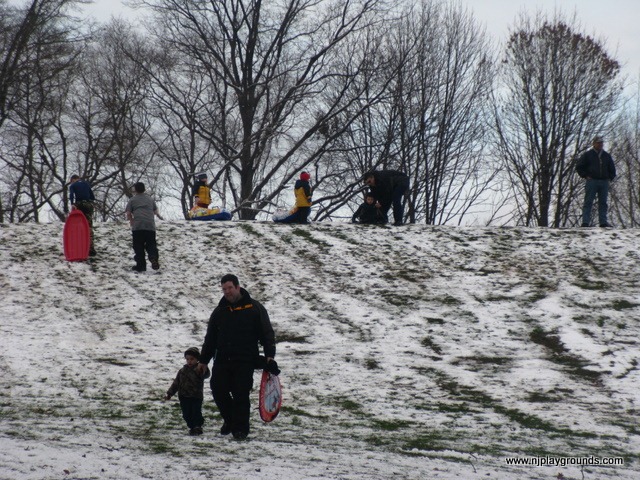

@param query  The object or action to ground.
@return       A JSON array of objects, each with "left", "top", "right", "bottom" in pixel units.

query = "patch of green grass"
[
  {"left": 612, "top": 299, "right": 639, "bottom": 310},
  {"left": 123, "top": 321, "right": 139, "bottom": 333},
  {"left": 333, "top": 397, "right": 366, "bottom": 416},
  {"left": 95, "top": 357, "right": 130, "bottom": 367},
  {"left": 437, "top": 295, "right": 462, "bottom": 306},
  {"left": 292, "top": 228, "right": 329, "bottom": 248},
  {"left": 421, "top": 337, "right": 443, "bottom": 355},
  {"left": 364, "top": 358, "right": 381, "bottom": 370},
  {"left": 278, "top": 331, "right": 308, "bottom": 343},
  {"left": 371, "top": 418, "right": 412, "bottom": 431},
  {"left": 574, "top": 280, "right": 608, "bottom": 290},
  {"left": 530, "top": 326, "right": 604, "bottom": 381},
  {"left": 402, "top": 430, "right": 448, "bottom": 451},
  {"left": 525, "top": 391, "right": 560, "bottom": 403},
  {"left": 425, "top": 317, "right": 444, "bottom": 325},
  {"left": 530, "top": 326, "right": 566, "bottom": 354}
]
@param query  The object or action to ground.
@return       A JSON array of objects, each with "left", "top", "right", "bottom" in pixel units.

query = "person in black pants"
[
  {"left": 165, "top": 347, "right": 210, "bottom": 435},
  {"left": 197, "top": 274, "right": 277, "bottom": 440},
  {"left": 363, "top": 169, "right": 410, "bottom": 225},
  {"left": 124, "top": 182, "right": 164, "bottom": 272}
]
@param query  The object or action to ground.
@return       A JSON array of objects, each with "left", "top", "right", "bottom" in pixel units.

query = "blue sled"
[{"left": 190, "top": 211, "right": 232, "bottom": 221}]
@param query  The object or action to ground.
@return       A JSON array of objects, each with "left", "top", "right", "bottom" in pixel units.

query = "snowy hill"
[{"left": 0, "top": 220, "right": 638, "bottom": 480}]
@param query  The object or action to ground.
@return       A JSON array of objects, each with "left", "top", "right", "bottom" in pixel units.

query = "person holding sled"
[
  {"left": 69, "top": 174, "right": 97, "bottom": 256},
  {"left": 196, "top": 274, "right": 277, "bottom": 440},
  {"left": 351, "top": 191, "right": 388, "bottom": 224},
  {"left": 363, "top": 169, "right": 410, "bottom": 225},
  {"left": 192, "top": 173, "right": 212, "bottom": 209},
  {"left": 273, "top": 171, "right": 313, "bottom": 224},
  {"left": 165, "top": 347, "right": 210, "bottom": 436}
]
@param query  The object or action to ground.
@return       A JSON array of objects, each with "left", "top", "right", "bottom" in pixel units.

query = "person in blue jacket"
[
  {"left": 576, "top": 136, "right": 616, "bottom": 227},
  {"left": 69, "top": 174, "right": 97, "bottom": 256}
]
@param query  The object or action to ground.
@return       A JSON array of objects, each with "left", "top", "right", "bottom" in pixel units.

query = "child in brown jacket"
[{"left": 165, "top": 347, "right": 210, "bottom": 435}]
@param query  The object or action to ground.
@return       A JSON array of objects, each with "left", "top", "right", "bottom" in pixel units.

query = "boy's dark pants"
[
  {"left": 131, "top": 230, "right": 158, "bottom": 270},
  {"left": 75, "top": 200, "right": 95, "bottom": 253},
  {"left": 211, "top": 362, "right": 254, "bottom": 435},
  {"left": 179, "top": 396, "right": 204, "bottom": 429}
]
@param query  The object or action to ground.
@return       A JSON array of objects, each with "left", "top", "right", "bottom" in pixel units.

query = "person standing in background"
[
  {"left": 125, "top": 182, "right": 163, "bottom": 272},
  {"left": 576, "top": 136, "right": 616, "bottom": 227}
]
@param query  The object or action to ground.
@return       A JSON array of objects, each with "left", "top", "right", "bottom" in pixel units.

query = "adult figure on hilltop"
[
  {"left": 363, "top": 169, "right": 410, "bottom": 226},
  {"left": 125, "top": 182, "right": 163, "bottom": 272},
  {"left": 576, "top": 136, "right": 616, "bottom": 227},
  {"left": 69, "top": 174, "right": 97, "bottom": 256},
  {"left": 197, "top": 274, "right": 277, "bottom": 440}
]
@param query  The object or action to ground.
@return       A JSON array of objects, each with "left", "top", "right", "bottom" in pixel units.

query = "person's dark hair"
[
  {"left": 220, "top": 274, "right": 239, "bottom": 286},
  {"left": 70, "top": 174, "right": 80, "bottom": 181},
  {"left": 365, "top": 191, "right": 375, "bottom": 198},
  {"left": 133, "top": 182, "right": 145, "bottom": 193},
  {"left": 363, "top": 171, "right": 375, "bottom": 181}
]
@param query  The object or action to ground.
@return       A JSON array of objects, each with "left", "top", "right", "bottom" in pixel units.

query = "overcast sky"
[{"left": 80, "top": 0, "right": 639, "bottom": 83}]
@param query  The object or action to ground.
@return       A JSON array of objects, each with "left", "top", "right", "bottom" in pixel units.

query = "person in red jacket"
[{"left": 197, "top": 274, "right": 277, "bottom": 440}]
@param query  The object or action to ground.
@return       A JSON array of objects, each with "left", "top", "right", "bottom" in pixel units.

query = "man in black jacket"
[
  {"left": 576, "top": 136, "right": 616, "bottom": 227},
  {"left": 197, "top": 274, "right": 276, "bottom": 440},
  {"left": 363, "top": 169, "right": 410, "bottom": 225}
]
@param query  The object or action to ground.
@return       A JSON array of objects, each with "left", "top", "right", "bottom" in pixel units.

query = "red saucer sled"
[
  {"left": 63, "top": 210, "right": 91, "bottom": 261},
  {"left": 259, "top": 370, "right": 282, "bottom": 422}
]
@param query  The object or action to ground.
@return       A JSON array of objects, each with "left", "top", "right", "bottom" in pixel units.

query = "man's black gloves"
[{"left": 266, "top": 359, "right": 281, "bottom": 376}]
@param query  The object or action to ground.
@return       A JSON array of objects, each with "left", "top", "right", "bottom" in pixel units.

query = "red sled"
[
  {"left": 63, "top": 210, "right": 91, "bottom": 261},
  {"left": 259, "top": 370, "right": 282, "bottom": 423}
]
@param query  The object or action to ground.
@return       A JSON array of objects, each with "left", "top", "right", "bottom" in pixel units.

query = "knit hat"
[
  {"left": 593, "top": 136, "right": 604, "bottom": 143},
  {"left": 184, "top": 347, "right": 200, "bottom": 359},
  {"left": 197, "top": 173, "right": 208, "bottom": 181},
  {"left": 300, "top": 171, "right": 311, "bottom": 181}
]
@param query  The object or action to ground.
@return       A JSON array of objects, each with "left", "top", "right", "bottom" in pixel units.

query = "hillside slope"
[{"left": 0, "top": 221, "right": 639, "bottom": 479}]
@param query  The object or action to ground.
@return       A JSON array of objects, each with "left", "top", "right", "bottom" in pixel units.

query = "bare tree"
[
  {"left": 0, "top": 0, "right": 84, "bottom": 222},
  {"left": 323, "top": 1, "right": 497, "bottom": 225},
  {"left": 139, "top": 0, "right": 389, "bottom": 220},
  {"left": 493, "top": 12, "right": 622, "bottom": 227},
  {"left": 69, "top": 19, "right": 158, "bottom": 220},
  {"left": 609, "top": 83, "right": 640, "bottom": 227}
]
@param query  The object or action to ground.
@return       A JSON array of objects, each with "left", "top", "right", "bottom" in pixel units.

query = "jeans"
[{"left": 582, "top": 179, "right": 610, "bottom": 226}]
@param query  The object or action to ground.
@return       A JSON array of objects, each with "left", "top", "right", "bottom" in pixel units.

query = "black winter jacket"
[
  {"left": 369, "top": 170, "right": 410, "bottom": 210},
  {"left": 199, "top": 288, "right": 276, "bottom": 365},
  {"left": 351, "top": 202, "right": 388, "bottom": 224},
  {"left": 576, "top": 148, "right": 616, "bottom": 180}
]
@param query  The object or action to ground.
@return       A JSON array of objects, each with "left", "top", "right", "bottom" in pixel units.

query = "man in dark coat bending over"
[
  {"left": 197, "top": 274, "right": 276, "bottom": 440},
  {"left": 363, "top": 169, "right": 410, "bottom": 225}
]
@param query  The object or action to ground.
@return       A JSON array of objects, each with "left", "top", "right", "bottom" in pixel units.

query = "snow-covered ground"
[{"left": 0, "top": 220, "right": 638, "bottom": 480}]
